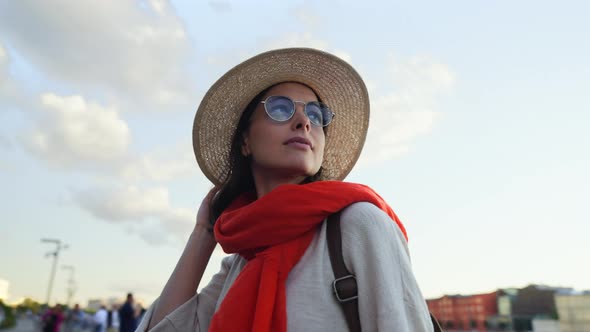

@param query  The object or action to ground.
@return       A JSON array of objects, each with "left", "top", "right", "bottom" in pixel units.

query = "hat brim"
[{"left": 193, "top": 48, "right": 370, "bottom": 186}]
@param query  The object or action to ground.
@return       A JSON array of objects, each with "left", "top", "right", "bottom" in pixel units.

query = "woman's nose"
[{"left": 291, "top": 104, "right": 311, "bottom": 131}]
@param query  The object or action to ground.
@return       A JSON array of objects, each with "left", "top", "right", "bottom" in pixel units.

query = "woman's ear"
[{"left": 241, "top": 134, "right": 250, "bottom": 157}]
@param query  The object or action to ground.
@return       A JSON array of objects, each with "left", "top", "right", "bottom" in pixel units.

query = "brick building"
[{"left": 427, "top": 291, "right": 498, "bottom": 331}]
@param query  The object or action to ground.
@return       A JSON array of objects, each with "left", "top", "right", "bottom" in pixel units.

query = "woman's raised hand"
[{"left": 195, "top": 187, "right": 217, "bottom": 235}]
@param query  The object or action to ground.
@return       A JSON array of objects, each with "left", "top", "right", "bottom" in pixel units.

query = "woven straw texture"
[{"left": 193, "top": 48, "right": 370, "bottom": 186}]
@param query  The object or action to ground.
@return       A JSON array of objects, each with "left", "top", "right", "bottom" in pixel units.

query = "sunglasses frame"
[{"left": 261, "top": 95, "right": 335, "bottom": 127}]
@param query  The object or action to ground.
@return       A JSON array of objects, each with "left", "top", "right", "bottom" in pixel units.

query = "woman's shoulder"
[
  {"left": 340, "top": 202, "right": 394, "bottom": 230},
  {"left": 341, "top": 201, "right": 388, "bottom": 217},
  {"left": 339, "top": 202, "right": 408, "bottom": 247}
]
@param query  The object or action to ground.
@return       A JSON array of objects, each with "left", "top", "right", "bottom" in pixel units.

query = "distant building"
[
  {"left": 0, "top": 279, "right": 9, "bottom": 300},
  {"left": 510, "top": 285, "right": 570, "bottom": 331},
  {"left": 87, "top": 297, "right": 123, "bottom": 311},
  {"left": 427, "top": 285, "right": 571, "bottom": 331},
  {"left": 105, "top": 296, "right": 122, "bottom": 308},
  {"left": 87, "top": 299, "right": 104, "bottom": 311},
  {"left": 427, "top": 291, "right": 498, "bottom": 331},
  {"left": 513, "top": 285, "right": 567, "bottom": 316},
  {"left": 487, "top": 288, "right": 518, "bottom": 330},
  {"left": 555, "top": 290, "right": 590, "bottom": 332}
]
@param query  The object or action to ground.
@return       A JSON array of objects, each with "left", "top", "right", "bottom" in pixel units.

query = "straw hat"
[{"left": 193, "top": 48, "right": 370, "bottom": 185}]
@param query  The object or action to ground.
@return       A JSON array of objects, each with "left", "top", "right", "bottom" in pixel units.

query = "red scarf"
[{"left": 209, "top": 181, "right": 407, "bottom": 332}]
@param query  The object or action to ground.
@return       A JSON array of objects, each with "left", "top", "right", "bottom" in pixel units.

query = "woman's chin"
[
  {"left": 252, "top": 160, "right": 320, "bottom": 180},
  {"left": 275, "top": 167, "right": 317, "bottom": 181}
]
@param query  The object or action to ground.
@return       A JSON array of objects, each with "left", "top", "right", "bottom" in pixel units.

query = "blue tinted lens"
[
  {"left": 265, "top": 96, "right": 294, "bottom": 121},
  {"left": 321, "top": 105, "right": 333, "bottom": 126},
  {"left": 306, "top": 102, "right": 333, "bottom": 126},
  {"left": 305, "top": 102, "right": 324, "bottom": 126}
]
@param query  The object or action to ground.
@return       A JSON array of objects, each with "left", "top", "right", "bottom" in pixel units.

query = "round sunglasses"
[{"left": 260, "top": 95, "right": 335, "bottom": 127}]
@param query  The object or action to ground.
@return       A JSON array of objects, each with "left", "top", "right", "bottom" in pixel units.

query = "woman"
[{"left": 139, "top": 48, "right": 433, "bottom": 331}]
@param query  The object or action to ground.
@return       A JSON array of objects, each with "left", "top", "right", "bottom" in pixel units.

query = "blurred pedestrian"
[
  {"left": 66, "top": 303, "right": 85, "bottom": 332},
  {"left": 107, "top": 304, "right": 120, "bottom": 332},
  {"left": 93, "top": 305, "right": 108, "bottom": 332},
  {"left": 119, "top": 293, "right": 137, "bottom": 332},
  {"left": 41, "top": 304, "right": 65, "bottom": 332}
]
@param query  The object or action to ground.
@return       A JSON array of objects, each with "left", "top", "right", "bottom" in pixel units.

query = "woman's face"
[{"left": 242, "top": 82, "right": 326, "bottom": 180}]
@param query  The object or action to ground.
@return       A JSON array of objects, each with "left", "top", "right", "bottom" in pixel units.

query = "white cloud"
[
  {"left": 75, "top": 186, "right": 169, "bottom": 221},
  {"left": 129, "top": 223, "right": 172, "bottom": 247},
  {"left": 148, "top": 0, "right": 168, "bottom": 15},
  {"left": 390, "top": 55, "right": 454, "bottom": 95},
  {"left": 159, "top": 208, "right": 195, "bottom": 241},
  {"left": 22, "top": 93, "right": 130, "bottom": 169},
  {"left": 0, "top": 0, "right": 194, "bottom": 109},
  {"left": 358, "top": 54, "right": 454, "bottom": 165},
  {"left": 19, "top": 92, "right": 199, "bottom": 182},
  {"left": 73, "top": 185, "right": 194, "bottom": 245},
  {"left": 119, "top": 144, "right": 197, "bottom": 182}
]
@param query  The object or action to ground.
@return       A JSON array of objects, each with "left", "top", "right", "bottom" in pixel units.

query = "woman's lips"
[{"left": 284, "top": 136, "right": 312, "bottom": 149}]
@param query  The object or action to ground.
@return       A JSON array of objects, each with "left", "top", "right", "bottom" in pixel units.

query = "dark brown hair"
[{"left": 208, "top": 83, "right": 325, "bottom": 229}]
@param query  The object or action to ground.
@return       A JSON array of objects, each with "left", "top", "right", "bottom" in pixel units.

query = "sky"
[{"left": 1, "top": 0, "right": 589, "bottom": 308}]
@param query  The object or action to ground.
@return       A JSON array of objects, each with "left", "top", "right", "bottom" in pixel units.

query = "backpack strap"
[
  {"left": 327, "top": 212, "right": 362, "bottom": 332},
  {"left": 326, "top": 211, "right": 444, "bottom": 332}
]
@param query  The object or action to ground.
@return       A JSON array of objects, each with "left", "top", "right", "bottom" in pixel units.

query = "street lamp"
[
  {"left": 61, "top": 265, "right": 76, "bottom": 307},
  {"left": 41, "top": 238, "right": 68, "bottom": 305}
]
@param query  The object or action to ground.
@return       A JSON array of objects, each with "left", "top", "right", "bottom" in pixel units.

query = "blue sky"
[{"left": 1, "top": 0, "right": 589, "bottom": 307}]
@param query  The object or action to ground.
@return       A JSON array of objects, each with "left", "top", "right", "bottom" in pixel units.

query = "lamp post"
[
  {"left": 61, "top": 265, "right": 76, "bottom": 307},
  {"left": 41, "top": 238, "right": 68, "bottom": 305}
]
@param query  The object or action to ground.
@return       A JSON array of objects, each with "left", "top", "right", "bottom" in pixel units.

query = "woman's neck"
[{"left": 251, "top": 168, "right": 307, "bottom": 198}]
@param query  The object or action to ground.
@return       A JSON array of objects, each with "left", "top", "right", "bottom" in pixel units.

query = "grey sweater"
[{"left": 138, "top": 202, "right": 433, "bottom": 331}]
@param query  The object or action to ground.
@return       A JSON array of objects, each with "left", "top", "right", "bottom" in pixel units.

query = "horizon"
[{"left": 1, "top": 279, "right": 582, "bottom": 308}]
